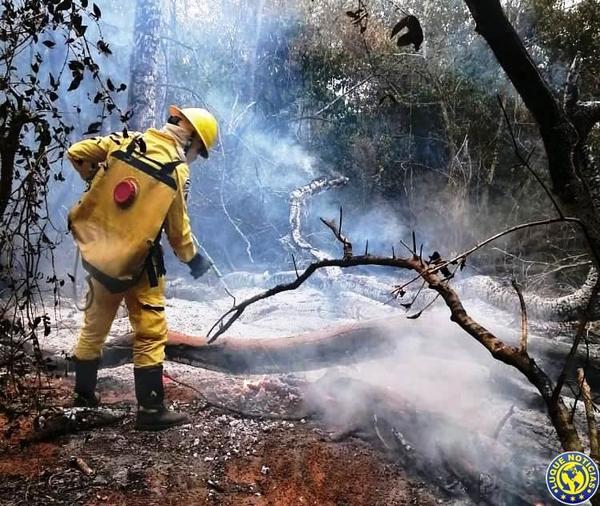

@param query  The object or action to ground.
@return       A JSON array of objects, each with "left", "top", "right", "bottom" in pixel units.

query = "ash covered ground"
[{"left": 1, "top": 273, "right": 584, "bottom": 505}]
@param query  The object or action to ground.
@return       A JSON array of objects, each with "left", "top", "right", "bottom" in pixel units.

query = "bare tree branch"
[
  {"left": 320, "top": 208, "right": 352, "bottom": 259},
  {"left": 511, "top": 280, "right": 528, "bottom": 353},
  {"left": 497, "top": 95, "right": 564, "bottom": 218},
  {"left": 551, "top": 283, "right": 600, "bottom": 405},
  {"left": 430, "top": 217, "right": 582, "bottom": 277},
  {"left": 577, "top": 368, "right": 600, "bottom": 461},
  {"left": 563, "top": 54, "right": 582, "bottom": 114}
]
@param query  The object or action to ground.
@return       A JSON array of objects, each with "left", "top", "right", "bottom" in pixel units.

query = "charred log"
[
  {"left": 281, "top": 176, "right": 349, "bottom": 263},
  {"left": 26, "top": 407, "right": 128, "bottom": 444},
  {"left": 461, "top": 267, "right": 599, "bottom": 322},
  {"left": 44, "top": 319, "right": 402, "bottom": 374}
]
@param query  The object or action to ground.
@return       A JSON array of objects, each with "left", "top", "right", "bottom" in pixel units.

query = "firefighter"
[{"left": 67, "top": 106, "right": 218, "bottom": 431}]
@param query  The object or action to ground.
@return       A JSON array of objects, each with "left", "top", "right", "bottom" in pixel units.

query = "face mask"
[{"left": 184, "top": 137, "right": 203, "bottom": 164}]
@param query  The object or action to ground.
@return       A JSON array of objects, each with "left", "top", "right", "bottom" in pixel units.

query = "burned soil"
[{"left": 0, "top": 369, "right": 446, "bottom": 506}]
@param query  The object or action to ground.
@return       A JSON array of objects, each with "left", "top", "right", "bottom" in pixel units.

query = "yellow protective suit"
[{"left": 68, "top": 129, "right": 197, "bottom": 367}]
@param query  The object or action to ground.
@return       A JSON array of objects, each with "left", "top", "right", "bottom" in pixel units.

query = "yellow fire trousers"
[{"left": 74, "top": 272, "right": 167, "bottom": 367}]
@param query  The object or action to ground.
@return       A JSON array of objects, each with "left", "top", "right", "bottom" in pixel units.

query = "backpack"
[{"left": 68, "top": 133, "right": 183, "bottom": 293}]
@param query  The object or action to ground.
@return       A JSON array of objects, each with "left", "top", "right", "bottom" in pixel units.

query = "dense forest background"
[{"left": 4, "top": 0, "right": 599, "bottom": 291}]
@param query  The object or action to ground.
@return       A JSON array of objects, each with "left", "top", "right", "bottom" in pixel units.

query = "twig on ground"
[{"left": 68, "top": 456, "right": 94, "bottom": 476}]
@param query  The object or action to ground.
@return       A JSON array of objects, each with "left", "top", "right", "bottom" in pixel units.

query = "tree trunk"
[
  {"left": 127, "top": 0, "right": 162, "bottom": 131},
  {"left": 463, "top": 0, "right": 600, "bottom": 268},
  {"left": 0, "top": 112, "right": 26, "bottom": 222}
]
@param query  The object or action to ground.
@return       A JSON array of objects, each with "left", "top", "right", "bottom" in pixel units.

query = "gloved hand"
[{"left": 187, "top": 253, "right": 212, "bottom": 279}]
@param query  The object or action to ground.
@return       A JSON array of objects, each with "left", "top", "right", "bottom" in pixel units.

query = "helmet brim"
[{"left": 198, "top": 140, "right": 209, "bottom": 159}]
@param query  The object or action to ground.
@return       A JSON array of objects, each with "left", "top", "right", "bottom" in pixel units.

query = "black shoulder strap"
[
  {"left": 159, "top": 160, "right": 184, "bottom": 176},
  {"left": 110, "top": 134, "right": 183, "bottom": 190}
]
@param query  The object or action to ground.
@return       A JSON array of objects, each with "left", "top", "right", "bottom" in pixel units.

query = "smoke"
[{"left": 299, "top": 297, "right": 553, "bottom": 502}]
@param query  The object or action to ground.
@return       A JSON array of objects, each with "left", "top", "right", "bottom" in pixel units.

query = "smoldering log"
[
  {"left": 461, "top": 267, "right": 600, "bottom": 322},
  {"left": 42, "top": 313, "right": 600, "bottom": 396},
  {"left": 106, "top": 320, "right": 399, "bottom": 373},
  {"left": 306, "top": 374, "right": 548, "bottom": 505},
  {"left": 44, "top": 317, "right": 403, "bottom": 374}
]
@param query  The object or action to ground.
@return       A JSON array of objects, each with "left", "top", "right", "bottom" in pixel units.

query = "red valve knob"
[{"left": 113, "top": 179, "right": 138, "bottom": 207}]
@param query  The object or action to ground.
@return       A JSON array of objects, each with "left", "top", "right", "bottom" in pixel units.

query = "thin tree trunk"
[
  {"left": 0, "top": 113, "right": 26, "bottom": 222},
  {"left": 128, "top": 0, "right": 163, "bottom": 131}
]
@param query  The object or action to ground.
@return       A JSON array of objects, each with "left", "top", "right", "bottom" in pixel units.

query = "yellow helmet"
[{"left": 169, "top": 105, "right": 219, "bottom": 158}]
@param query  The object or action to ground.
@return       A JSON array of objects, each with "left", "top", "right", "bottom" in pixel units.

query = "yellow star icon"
[{"left": 561, "top": 494, "right": 566, "bottom": 500}]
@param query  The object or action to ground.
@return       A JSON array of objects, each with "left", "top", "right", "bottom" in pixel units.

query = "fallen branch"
[
  {"left": 26, "top": 407, "right": 127, "bottom": 444},
  {"left": 283, "top": 176, "right": 349, "bottom": 261},
  {"left": 204, "top": 213, "right": 587, "bottom": 453},
  {"left": 209, "top": 217, "right": 582, "bottom": 342}
]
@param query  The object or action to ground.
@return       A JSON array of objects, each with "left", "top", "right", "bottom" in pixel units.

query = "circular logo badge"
[{"left": 546, "top": 451, "right": 599, "bottom": 504}]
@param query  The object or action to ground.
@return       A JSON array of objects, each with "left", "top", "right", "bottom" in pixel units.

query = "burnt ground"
[{"left": 0, "top": 369, "right": 446, "bottom": 506}]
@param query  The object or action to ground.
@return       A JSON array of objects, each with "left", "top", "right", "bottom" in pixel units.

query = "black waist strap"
[{"left": 145, "top": 241, "right": 166, "bottom": 288}]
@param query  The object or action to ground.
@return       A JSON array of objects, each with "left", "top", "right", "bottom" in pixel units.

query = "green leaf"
[
  {"left": 97, "top": 40, "right": 112, "bottom": 55},
  {"left": 67, "top": 75, "right": 83, "bottom": 91},
  {"left": 56, "top": 0, "right": 72, "bottom": 11},
  {"left": 84, "top": 121, "right": 102, "bottom": 134}
]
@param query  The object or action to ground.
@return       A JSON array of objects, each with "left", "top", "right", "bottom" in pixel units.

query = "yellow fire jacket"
[{"left": 67, "top": 128, "right": 197, "bottom": 264}]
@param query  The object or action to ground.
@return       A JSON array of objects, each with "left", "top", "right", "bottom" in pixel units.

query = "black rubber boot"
[
  {"left": 73, "top": 357, "right": 100, "bottom": 408},
  {"left": 134, "top": 365, "right": 188, "bottom": 431}
]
